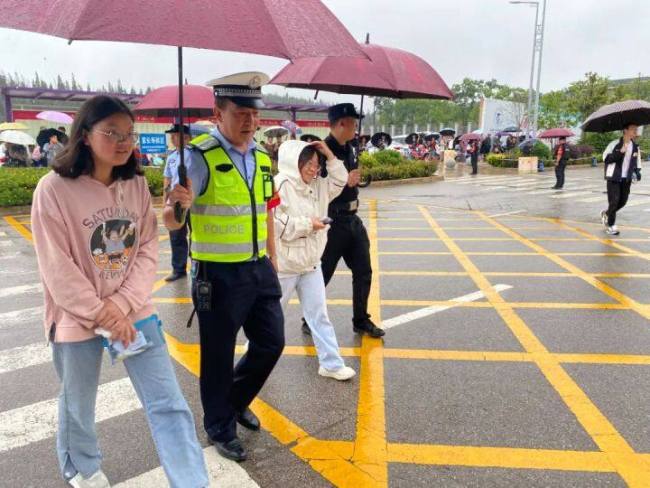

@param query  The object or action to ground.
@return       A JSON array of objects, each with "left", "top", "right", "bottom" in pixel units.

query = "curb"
[{"left": 368, "top": 175, "right": 444, "bottom": 187}]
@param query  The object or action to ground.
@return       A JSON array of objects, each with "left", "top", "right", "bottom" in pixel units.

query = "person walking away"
[
  {"left": 162, "top": 123, "right": 191, "bottom": 282},
  {"left": 552, "top": 136, "right": 569, "bottom": 189},
  {"left": 301, "top": 103, "right": 385, "bottom": 338},
  {"left": 469, "top": 139, "right": 479, "bottom": 175},
  {"left": 600, "top": 124, "right": 642, "bottom": 236},
  {"left": 44, "top": 133, "right": 64, "bottom": 166},
  {"left": 275, "top": 140, "right": 356, "bottom": 380},
  {"left": 31, "top": 96, "right": 208, "bottom": 488},
  {"left": 479, "top": 135, "right": 491, "bottom": 161},
  {"left": 58, "top": 126, "right": 69, "bottom": 145},
  {"left": 164, "top": 72, "right": 284, "bottom": 463}
]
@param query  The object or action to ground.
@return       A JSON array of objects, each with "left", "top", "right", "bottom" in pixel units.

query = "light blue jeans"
[
  {"left": 279, "top": 267, "right": 345, "bottom": 371},
  {"left": 52, "top": 315, "right": 208, "bottom": 488}
]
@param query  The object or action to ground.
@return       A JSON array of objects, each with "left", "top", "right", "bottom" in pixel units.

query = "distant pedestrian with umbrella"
[
  {"left": 601, "top": 124, "right": 642, "bottom": 235},
  {"left": 582, "top": 100, "right": 650, "bottom": 235},
  {"left": 551, "top": 136, "right": 570, "bottom": 189},
  {"left": 163, "top": 123, "right": 191, "bottom": 282},
  {"left": 44, "top": 133, "right": 64, "bottom": 166}
]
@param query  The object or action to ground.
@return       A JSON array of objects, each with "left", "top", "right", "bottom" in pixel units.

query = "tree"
[{"left": 565, "top": 72, "right": 611, "bottom": 121}]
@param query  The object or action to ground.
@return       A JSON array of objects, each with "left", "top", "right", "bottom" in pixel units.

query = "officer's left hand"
[
  {"left": 167, "top": 177, "right": 194, "bottom": 209},
  {"left": 634, "top": 169, "right": 642, "bottom": 181},
  {"left": 347, "top": 169, "right": 361, "bottom": 187}
]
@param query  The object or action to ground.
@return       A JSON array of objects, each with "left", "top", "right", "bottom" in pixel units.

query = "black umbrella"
[
  {"left": 300, "top": 134, "right": 322, "bottom": 142},
  {"left": 424, "top": 132, "right": 440, "bottom": 141},
  {"left": 582, "top": 100, "right": 650, "bottom": 133},
  {"left": 371, "top": 132, "right": 392, "bottom": 148},
  {"left": 405, "top": 133, "right": 420, "bottom": 145},
  {"left": 36, "top": 128, "right": 65, "bottom": 149},
  {"left": 439, "top": 127, "right": 455, "bottom": 137}
]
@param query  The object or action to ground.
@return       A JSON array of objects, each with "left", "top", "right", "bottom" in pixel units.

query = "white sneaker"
[
  {"left": 68, "top": 470, "right": 110, "bottom": 488},
  {"left": 318, "top": 366, "right": 356, "bottom": 381},
  {"left": 600, "top": 210, "right": 608, "bottom": 227},
  {"left": 605, "top": 226, "right": 620, "bottom": 236}
]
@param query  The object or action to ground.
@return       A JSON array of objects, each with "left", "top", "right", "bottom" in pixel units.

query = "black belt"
[{"left": 330, "top": 199, "right": 359, "bottom": 215}]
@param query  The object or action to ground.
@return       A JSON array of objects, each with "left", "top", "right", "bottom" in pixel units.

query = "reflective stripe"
[
  {"left": 192, "top": 240, "right": 267, "bottom": 255},
  {"left": 192, "top": 203, "right": 267, "bottom": 217}
]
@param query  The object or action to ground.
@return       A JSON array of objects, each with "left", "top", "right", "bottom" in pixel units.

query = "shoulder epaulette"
[
  {"left": 188, "top": 134, "right": 221, "bottom": 152},
  {"left": 255, "top": 142, "right": 269, "bottom": 154}
]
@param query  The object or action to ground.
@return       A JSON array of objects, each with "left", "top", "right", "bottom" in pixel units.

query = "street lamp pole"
[
  {"left": 510, "top": 0, "right": 546, "bottom": 138},
  {"left": 526, "top": 3, "right": 539, "bottom": 138},
  {"left": 533, "top": 0, "right": 547, "bottom": 136}
]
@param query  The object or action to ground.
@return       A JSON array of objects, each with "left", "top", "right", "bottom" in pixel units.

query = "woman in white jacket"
[{"left": 274, "top": 140, "right": 356, "bottom": 381}]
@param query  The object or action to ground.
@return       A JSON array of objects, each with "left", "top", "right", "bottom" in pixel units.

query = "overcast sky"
[{"left": 0, "top": 0, "right": 648, "bottom": 106}]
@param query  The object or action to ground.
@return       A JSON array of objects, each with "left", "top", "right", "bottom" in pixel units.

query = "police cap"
[
  {"left": 328, "top": 103, "right": 364, "bottom": 124},
  {"left": 206, "top": 71, "right": 269, "bottom": 109}
]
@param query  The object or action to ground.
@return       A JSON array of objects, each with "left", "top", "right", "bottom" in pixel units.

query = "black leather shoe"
[
  {"left": 164, "top": 271, "right": 187, "bottom": 282},
  {"left": 353, "top": 319, "right": 386, "bottom": 338},
  {"left": 236, "top": 408, "right": 260, "bottom": 431},
  {"left": 210, "top": 437, "right": 247, "bottom": 462},
  {"left": 301, "top": 318, "right": 311, "bottom": 335}
]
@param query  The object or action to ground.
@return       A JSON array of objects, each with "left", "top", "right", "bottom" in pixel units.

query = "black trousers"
[
  {"left": 470, "top": 154, "right": 478, "bottom": 174},
  {"left": 555, "top": 161, "right": 567, "bottom": 188},
  {"left": 321, "top": 214, "right": 372, "bottom": 323},
  {"left": 606, "top": 180, "right": 632, "bottom": 226},
  {"left": 169, "top": 218, "right": 189, "bottom": 274},
  {"left": 192, "top": 257, "right": 284, "bottom": 442}
]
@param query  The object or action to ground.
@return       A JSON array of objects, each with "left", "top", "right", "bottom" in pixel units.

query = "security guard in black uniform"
[
  {"left": 164, "top": 72, "right": 284, "bottom": 462},
  {"left": 302, "top": 103, "right": 385, "bottom": 338}
]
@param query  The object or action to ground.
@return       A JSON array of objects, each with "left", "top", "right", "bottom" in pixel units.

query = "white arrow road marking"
[{"left": 381, "top": 284, "right": 513, "bottom": 330}]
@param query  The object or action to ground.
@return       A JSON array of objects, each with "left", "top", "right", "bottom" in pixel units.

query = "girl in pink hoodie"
[{"left": 31, "top": 96, "right": 207, "bottom": 488}]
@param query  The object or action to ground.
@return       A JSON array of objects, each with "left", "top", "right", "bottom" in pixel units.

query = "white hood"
[{"left": 277, "top": 140, "right": 312, "bottom": 187}]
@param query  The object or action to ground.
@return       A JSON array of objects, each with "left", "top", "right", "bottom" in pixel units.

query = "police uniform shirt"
[
  {"left": 168, "top": 127, "right": 258, "bottom": 194},
  {"left": 325, "top": 134, "right": 359, "bottom": 207},
  {"left": 163, "top": 149, "right": 180, "bottom": 180}
]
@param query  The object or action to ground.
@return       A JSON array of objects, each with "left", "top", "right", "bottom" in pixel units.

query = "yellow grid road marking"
[
  {"left": 4, "top": 216, "right": 33, "bottom": 242},
  {"left": 545, "top": 218, "right": 650, "bottom": 262},
  {"left": 420, "top": 206, "right": 650, "bottom": 486}
]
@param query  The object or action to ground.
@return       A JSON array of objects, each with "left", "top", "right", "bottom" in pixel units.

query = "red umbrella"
[
  {"left": 134, "top": 85, "right": 214, "bottom": 118},
  {"left": 0, "top": 0, "right": 365, "bottom": 221},
  {"left": 271, "top": 42, "right": 453, "bottom": 99},
  {"left": 538, "top": 128, "right": 575, "bottom": 139},
  {"left": 460, "top": 133, "right": 482, "bottom": 142}
]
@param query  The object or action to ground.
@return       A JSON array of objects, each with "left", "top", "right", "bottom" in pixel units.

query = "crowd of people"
[{"left": 0, "top": 126, "right": 68, "bottom": 167}]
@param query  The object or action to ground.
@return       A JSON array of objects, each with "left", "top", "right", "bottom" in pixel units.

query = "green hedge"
[
  {"left": 486, "top": 154, "right": 518, "bottom": 168},
  {"left": 359, "top": 151, "right": 437, "bottom": 180},
  {"left": 0, "top": 167, "right": 165, "bottom": 207}
]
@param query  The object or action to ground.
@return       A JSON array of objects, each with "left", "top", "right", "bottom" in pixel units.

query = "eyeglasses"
[{"left": 93, "top": 129, "right": 139, "bottom": 144}]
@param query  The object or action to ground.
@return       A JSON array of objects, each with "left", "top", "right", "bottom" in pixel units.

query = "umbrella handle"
[
  {"left": 174, "top": 162, "right": 188, "bottom": 223},
  {"left": 358, "top": 174, "right": 372, "bottom": 188}
]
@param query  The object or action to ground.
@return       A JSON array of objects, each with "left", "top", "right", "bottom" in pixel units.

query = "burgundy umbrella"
[
  {"left": 271, "top": 42, "right": 453, "bottom": 100},
  {"left": 0, "top": 0, "right": 364, "bottom": 221},
  {"left": 581, "top": 100, "right": 650, "bottom": 133},
  {"left": 460, "top": 133, "right": 482, "bottom": 142},
  {"left": 538, "top": 128, "right": 574, "bottom": 139},
  {"left": 134, "top": 85, "right": 214, "bottom": 118}
]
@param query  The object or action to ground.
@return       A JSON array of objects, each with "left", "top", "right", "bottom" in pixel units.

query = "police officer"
[
  {"left": 163, "top": 123, "right": 191, "bottom": 281},
  {"left": 164, "top": 72, "right": 284, "bottom": 462},
  {"left": 302, "top": 103, "right": 385, "bottom": 338}
]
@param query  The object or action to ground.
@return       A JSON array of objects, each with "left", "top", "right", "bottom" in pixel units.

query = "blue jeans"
[
  {"left": 279, "top": 267, "right": 345, "bottom": 371},
  {"left": 52, "top": 315, "right": 208, "bottom": 488},
  {"left": 169, "top": 220, "right": 189, "bottom": 274}
]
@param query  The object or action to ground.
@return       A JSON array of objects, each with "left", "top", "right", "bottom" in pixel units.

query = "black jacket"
[
  {"left": 325, "top": 134, "right": 358, "bottom": 210},
  {"left": 604, "top": 138, "right": 640, "bottom": 182}
]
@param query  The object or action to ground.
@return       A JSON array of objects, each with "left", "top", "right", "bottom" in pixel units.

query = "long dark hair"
[{"left": 53, "top": 96, "right": 142, "bottom": 180}]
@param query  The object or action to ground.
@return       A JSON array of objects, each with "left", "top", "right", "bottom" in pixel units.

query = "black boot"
[{"left": 353, "top": 318, "right": 385, "bottom": 338}]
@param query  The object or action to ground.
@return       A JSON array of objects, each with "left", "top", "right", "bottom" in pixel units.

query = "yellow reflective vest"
[{"left": 189, "top": 134, "right": 273, "bottom": 263}]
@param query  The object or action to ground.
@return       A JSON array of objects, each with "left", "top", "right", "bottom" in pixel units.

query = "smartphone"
[{"left": 321, "top": 217, "right": 333, "bottom": 225}]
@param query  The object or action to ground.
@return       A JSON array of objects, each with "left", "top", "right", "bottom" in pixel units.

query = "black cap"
[
  {"left": 328, "top": 103, "right": 363, "bottom": 124},
  {"left": 165, "top": 124, "right": 190, "bottom": 134}
]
